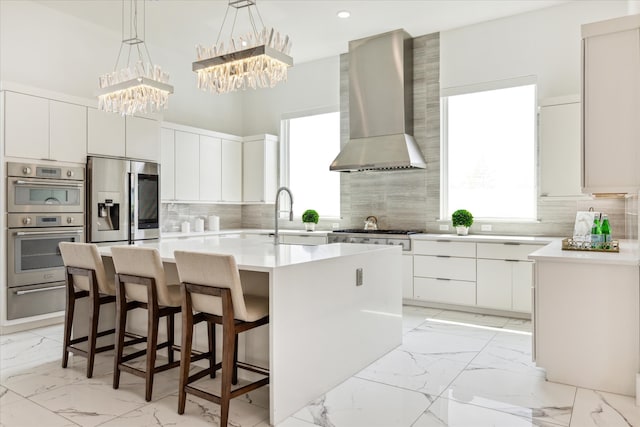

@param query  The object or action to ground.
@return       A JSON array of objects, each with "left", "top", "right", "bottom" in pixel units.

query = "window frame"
[
  {"left": 279, "top": 106, "right": 342, "bottom": 220},
  {"left": 440, "top": 76, "right": 538, "bottom": 222}
]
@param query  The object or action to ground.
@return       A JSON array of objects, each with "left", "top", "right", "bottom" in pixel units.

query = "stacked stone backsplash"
[
  {"left": 161, "top": 203, "right": 242, "bottom": 232},
  {"left": 241, "top": 204, "right": 340, "bottom": 231}
]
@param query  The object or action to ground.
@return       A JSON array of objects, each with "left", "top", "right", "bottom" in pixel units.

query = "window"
[
  {"left": 441, "top": 82, "right": 537, "bottom": 220},
  {"left": 281, "top": 111, "right": 341, "bottom": 218}
]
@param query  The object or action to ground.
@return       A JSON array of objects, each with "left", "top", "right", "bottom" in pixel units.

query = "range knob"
[
  {"left": 66, "top": 217, "right": 75, "bottom": 224},
  {"left": 66, "top": 170, "right": 74, "bottom": 178},
  {"left": 22, "top": 167, "right": 32, "bottom": 175},
  {"left": 22, "top": 217, "right": 32, "bottom": 225}
]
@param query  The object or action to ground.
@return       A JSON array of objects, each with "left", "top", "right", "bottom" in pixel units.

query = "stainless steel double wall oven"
[{"left": 6, "top": 162, "right": 85, "bottom": 320}]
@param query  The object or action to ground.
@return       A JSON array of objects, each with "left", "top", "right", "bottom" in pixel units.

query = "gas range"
[{"left": 328, "top": 229, "right": 424, "bottom": 251}]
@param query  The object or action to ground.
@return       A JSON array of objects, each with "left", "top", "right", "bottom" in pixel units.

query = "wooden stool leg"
[
  {"left": 167, "top": 313, "right": 175, "bottom": 364},
  {"left": 62, "top": 282, "right": 75, "bottom": 369},
  {"left": 178, "top": 287, "right": 193, "bottom": 414},
  {"left": 113, "top": 279, "right": 127, "bottom": 390},
  {"left": 232, "top": 334, "right": 239, "bottom": 385},
  {"left": 207, "top": 321, "right": 216, "bottom": 379},
  {"left": 145, "top": 303, "right": 160, "bottom": 402},
  {"left": 86, "top": 285, "right": 100, "bottom": 378},
  {"left": 220, "top": 292, "right": 235, "bottom": 427}
]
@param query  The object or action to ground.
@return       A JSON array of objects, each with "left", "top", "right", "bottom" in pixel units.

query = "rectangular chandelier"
[
  {"left": 97, "top": 0, "right": 174, "bottom": 116},
  {"left": 193, "top": 0, "right": 293, "bottom": 94}
]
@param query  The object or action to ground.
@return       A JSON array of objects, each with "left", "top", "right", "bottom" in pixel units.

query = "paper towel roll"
[{"left": 208, "top": 215, "right": 220, "bottom": 231}]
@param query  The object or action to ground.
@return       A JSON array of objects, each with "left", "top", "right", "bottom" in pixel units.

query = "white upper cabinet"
[
  {"left": 221, "top": 139, "right": 242, "bottom": 202},
  {"left": 582, "top": 15, "right": 640, "bottom": 193},
  {"left": 49, "top": 100, "right": 87, "bottom": 163},
  {"left": 5, "top": 92, "right": 50, "bottom": 159},
  {"left": 160, "top": 128, "right": 175, "bottom": 200},
  {"left": 174, "top": 131, "right": 200, "bottom": 201},
  {"left": 4, "top": 92, "right": 87, "bottom": 163},
  {"left": 199, "top": 135, "right": 222, "bottom": 201},
  {"left": 126, "top": 116, "right": 160, "bottom": 162},
  {"left": 88, "top": 108, "right": 125, "bottom": 157},
  {"left": 538, "top": 96, "right": 582, "bottom": 197},
  {"left": 243, "top": 134, "right": 277, "bottom": 202}
]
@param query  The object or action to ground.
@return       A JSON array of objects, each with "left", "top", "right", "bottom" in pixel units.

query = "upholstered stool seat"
[
  {"left": 174, "top": 250, "right": 269, "bottom": 427},
  {"left": 111, "top": 246, "right": 184, "bottom": 402},
  {"left": 59, "top": 242, "right": 118, "bottom": 378}
]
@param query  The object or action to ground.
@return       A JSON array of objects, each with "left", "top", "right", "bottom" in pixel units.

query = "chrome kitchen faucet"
[{"left": 274, "top": 187, "right": 294, "bottom": 245}]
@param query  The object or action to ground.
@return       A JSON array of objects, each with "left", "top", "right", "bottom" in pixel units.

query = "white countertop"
[
  {"left": 411, "top": 233, "right": 558, "bottom": 245},
  {"left": 528, "top": 239, "right": 640, "bottom": 266},
  {"left": 99, "top": 235, "right": 399, "bottom": 272},
  {"left": 161, "top": 228, "right": 330, "bottom": 239}
]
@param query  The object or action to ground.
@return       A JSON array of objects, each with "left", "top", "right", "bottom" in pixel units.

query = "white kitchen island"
[
  {"left": 99, "top": 235, "right": 403, "bottom": 425},
  {"left": 529, "top": 239, "right": 640, "bottom": 400}
]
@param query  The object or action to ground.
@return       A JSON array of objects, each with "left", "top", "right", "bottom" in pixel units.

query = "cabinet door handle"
[
  {"left": 436, "top": 278, "right": 451, "bottom": 281},
  {"left": 436, "top": 255, "right": 451, "bottom": 258},
  {"left": 503, "top": 242, "right": 521, "bottom": 246},
  {"left": 505, "top": 259, "right": 520, "bottom": 262},
  {"left": 436, "top": 240, "right": 451, "bottom": 243}
]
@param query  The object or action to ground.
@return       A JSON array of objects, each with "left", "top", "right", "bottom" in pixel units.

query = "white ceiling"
[{"left": 35, "top": 0, "right": 569, "bottom": 64}]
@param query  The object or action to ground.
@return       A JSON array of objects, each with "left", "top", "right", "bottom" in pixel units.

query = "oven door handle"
[
  {"left": 13, "top": 180, "right": 83, "bottom": 188},
  {"left": 15, "top": 230, "right": 83, "bottom": 236},
  {"left": 14, "top": 285, "right": 66, "bottom": 296}
]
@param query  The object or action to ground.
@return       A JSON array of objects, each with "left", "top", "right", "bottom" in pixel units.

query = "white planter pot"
[
  {"left": 304, "top": 222, "right": 316, "bottom": 232},
  {"left": 455, "top": 226, "right": 469, "bottom": 236}
]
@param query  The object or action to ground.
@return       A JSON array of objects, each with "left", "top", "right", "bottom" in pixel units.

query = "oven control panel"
[
  {"left": 8, "top": 213, "right": 85, "bottom": 228},
  {"left": 7, "top": 162, "right": 85, "bottom": 181}
]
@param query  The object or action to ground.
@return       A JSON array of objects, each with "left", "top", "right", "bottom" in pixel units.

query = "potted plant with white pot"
[
  {"left": 452, "top": 209, "right": 473, "bottom": 236},
  {"left": 302, "top": 209, "right": 319, "bottom": 232}
]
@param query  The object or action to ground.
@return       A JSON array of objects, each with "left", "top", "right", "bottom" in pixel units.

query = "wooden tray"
[{"left": 562, "top": 238, "right": 619, "bottom": 253}]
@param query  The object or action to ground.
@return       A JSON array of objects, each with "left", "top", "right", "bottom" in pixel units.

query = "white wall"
[
  {"left": 0, "top": 0, "right": 244, "bottom": 135},
  {"left": 241, "top": 56, "right": 340, "bottom": 135},
  {"left": 440, "top": 1, "right": 628, "bottom": 99}
]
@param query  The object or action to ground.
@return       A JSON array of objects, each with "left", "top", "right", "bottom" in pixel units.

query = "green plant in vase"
[
  {"left": 451, "top": 209, "right": 473, "bottom": 236},
  {"left": 302, "top": 209, "right": 319, "bottom": 232}
]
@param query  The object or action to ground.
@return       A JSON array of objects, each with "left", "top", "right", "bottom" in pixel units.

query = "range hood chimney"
[{"left": 330, "top": 29, "right": 426, "bottom": 172}]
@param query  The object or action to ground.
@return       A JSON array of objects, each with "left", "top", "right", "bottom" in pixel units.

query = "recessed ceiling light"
[{"left": 337, "top": 10, "right": 351, "bottom": 19}]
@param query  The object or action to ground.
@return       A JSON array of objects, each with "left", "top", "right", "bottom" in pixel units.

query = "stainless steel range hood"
[{"left": 330, "top": 29, "right": 426, "bottom": 172}]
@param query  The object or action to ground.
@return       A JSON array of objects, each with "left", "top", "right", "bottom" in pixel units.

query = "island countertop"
[{"left": 98, "top": 235, "right": 399, "bottom": 272}]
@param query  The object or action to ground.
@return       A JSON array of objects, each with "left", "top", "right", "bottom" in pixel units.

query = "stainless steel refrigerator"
[{"left": 87, "top": 156, "right": 160, "bottom": 244}]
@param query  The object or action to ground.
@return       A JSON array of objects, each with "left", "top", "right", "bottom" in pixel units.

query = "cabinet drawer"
[
  {"left": 414, "top": 277, "right": 476, "bottom": 306},
  {"left": 477, "top": 243, "right": 545, "bottom": 261},
  {"left": 281, "top": 234, "right": 327, "bottom": 245},
  {"left": 414, "top": 255, "right": 476, "bottom": 281},
  {"left": 413, "top": 240, "right": 476, "bottom": 257}
]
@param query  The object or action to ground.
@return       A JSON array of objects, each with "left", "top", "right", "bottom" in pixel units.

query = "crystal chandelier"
[
  {"left": 192, "top": 0, "right": 293, "bottom": 95},
  {"left": 97, "top": 0, "right": 173, "bottom": 116}
]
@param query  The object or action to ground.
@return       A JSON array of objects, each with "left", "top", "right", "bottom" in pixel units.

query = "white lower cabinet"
[
  {"left": 476, "top": 243, "right": 543, "bottom": 313},
  {"left": 412, "top": 240, "right": 477, "bottom": 306},
  {"left": 281, "top": 234, "right": 327, "bottom": 245},
  {"left": 414, "top": 277, "right": 476, "bottom": 306},
  {"left": 402, "top": 254, "right": 413, "bottom": 300}
]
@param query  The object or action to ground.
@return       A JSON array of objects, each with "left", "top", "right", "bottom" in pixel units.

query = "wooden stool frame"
[
  {"left": 62, "top": 266, "right": 130, "bottom": 378},
  {"left": 178, "top": 282, "right": 269, "bottom": 427}
]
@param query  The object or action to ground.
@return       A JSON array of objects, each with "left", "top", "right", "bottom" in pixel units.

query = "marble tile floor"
[{"left": 1, "top": 306, "right": 639, "bottom": 427}]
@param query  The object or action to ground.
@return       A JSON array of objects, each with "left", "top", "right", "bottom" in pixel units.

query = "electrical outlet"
[
  {"left": 481, "top": 224, "right": 492, "bottom": 232},
  {"left": 439, "top": 224, "right": 449, "bottom": 231}
]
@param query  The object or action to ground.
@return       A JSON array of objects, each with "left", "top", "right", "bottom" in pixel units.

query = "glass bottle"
[
  {"left": 601, "top": 214, "right": 611, "bottom": 243},
  {"left": 591, "top": 217, "right": 602, "bottom": 248}
]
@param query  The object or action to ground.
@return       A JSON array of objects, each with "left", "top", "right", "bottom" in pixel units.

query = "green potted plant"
[
  {"left": 302, "top": 209, "right": 319, "bottom": 232},
  {"left": 451, "top": 209, "right": 473, "bottom": 236}
]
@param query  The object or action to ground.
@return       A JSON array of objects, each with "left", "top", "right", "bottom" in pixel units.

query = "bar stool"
[
  {"left": 111, "top": 245, "right": 183, "bottom": 402},
  {"left": 174, "top": 250, "right": 269, "bottom": 427},
  {"left": 59, "top": 242, "right": 118, "bottom": 378}
]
